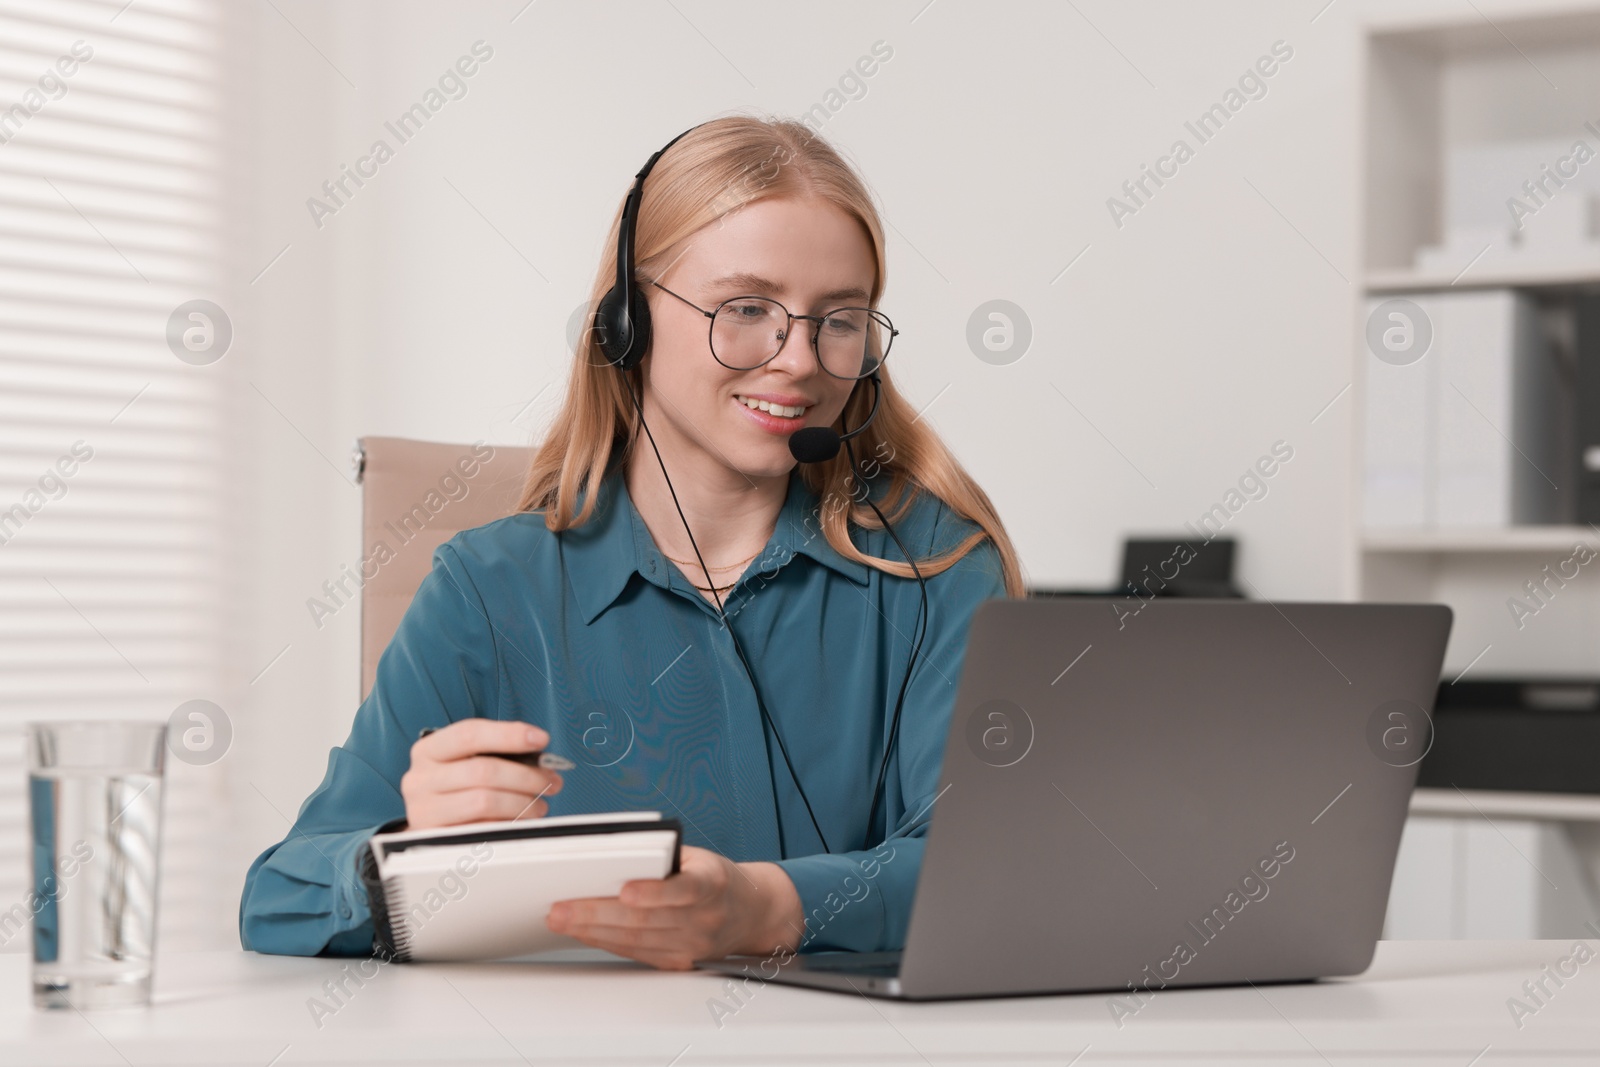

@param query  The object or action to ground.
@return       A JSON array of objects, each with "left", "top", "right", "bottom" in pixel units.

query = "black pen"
[{"left": 416, "top": 726, "right": 576, "bottom": 771}]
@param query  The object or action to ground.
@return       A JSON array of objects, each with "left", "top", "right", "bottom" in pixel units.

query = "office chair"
[{"left": 352, "top": 437, "right": 532, "bottom": 700}]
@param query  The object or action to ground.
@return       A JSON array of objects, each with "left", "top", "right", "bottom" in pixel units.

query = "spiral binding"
[
  {"left": 355, "top": 821, "right": 410, "bottom": 964},
  {"left": 382, "top": 876, "right": 414, "bottom": 962}
]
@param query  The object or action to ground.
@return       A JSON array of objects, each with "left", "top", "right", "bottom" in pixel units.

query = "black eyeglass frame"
[{"left": 650, "top": 281, "right": 898, "bottom": 381}]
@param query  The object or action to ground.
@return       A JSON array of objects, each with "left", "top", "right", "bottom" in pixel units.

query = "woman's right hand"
[{"left": 401, "top": 720, "right": 564, "bottom": 829}]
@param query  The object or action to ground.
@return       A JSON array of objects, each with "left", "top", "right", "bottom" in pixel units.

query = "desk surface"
[{"left": 3, "top": 942, "right": 1598, "bottom": 1065}]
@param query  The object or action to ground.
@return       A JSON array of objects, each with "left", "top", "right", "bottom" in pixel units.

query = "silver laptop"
[{"left": 700, "top": 598, "right": 1452, "bottom": 1000}]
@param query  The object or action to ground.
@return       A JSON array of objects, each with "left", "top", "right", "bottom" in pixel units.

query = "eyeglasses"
[{"left": 651, "top": 281, "right": 897, "bottom": 381}]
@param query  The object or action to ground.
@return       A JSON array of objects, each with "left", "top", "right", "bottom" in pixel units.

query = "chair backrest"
[{"left": 355, "top": 436, "right": 533, "bottom": 700}]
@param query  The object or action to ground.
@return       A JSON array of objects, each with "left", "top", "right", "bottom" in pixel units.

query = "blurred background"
[{"left": 4, "top": 0, "right": 1600, "bottom": 954}]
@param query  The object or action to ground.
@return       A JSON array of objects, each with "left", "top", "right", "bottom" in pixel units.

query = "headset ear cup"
[
  {"left": 622, "top": 292, "right": 650, "bottom": 370},
  {"left": 593, "top": 285, "right": 651, "bottom": 370},
  {"left": 593, "top": 286, "right": 627, "bottom": 368}
]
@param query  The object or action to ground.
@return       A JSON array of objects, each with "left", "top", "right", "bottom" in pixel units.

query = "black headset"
[
  {"left": 594, "top": 125, "right": 703, "bottom": 371},
  {"left": 592, "top": 124, "right": 928, "bottom": 856}
]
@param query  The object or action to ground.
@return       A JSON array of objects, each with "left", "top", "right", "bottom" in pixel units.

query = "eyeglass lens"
[{"left": 710, "top": 298, "right": 890, "bottom": 379}]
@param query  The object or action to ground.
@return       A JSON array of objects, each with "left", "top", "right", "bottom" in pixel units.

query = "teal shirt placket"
[{"left": 621, "top": 498, "right": 786, "bottom": 864}]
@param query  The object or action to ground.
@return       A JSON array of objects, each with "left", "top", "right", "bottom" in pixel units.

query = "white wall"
[{"left": 221, "top": 0, "right": 1600, "bottom": 949}]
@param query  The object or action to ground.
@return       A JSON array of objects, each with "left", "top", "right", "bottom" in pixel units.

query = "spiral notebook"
[{"left": 358, "top": 812, "right": 682, "bottom": 962}]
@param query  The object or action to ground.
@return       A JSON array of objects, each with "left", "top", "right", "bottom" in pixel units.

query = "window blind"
[{"left": 0, "top": 0, "right": 237, "bottom": 952}]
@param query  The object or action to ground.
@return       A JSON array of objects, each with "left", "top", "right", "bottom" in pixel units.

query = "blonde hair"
[{"left": 517, "top": 116, "right": 1024, "bottom": 596}]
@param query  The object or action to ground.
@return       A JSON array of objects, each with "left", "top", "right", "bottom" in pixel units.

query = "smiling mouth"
[{"left": 734, "top": 395, "right": 810, "bottom": 419}]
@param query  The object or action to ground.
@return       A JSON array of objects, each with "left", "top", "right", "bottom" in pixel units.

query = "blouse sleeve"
[
  {"left": 773, "top": 517, "right": 1007, "bottom": 953},
  {"left": 238, "top": 541, "right": 502, "bottom": 956}
]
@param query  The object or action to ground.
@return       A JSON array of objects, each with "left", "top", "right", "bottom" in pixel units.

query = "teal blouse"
[{"left": 239, "top": 468, "right": 1006, "bottom": 957}]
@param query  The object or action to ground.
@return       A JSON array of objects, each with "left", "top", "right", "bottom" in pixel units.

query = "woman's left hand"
[{"left": 545, "top": 845, "right": 802, "bottom": 970}]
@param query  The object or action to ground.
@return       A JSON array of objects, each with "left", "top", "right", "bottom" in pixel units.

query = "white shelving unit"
[
  {"left": 1363, "top": 525, "right": 1600, "bottom": 553},
  {"left": 1358, "top": 10, "right": 1600, "bottom": 679},
  {"left": 1412, "top": 787, "right": 1600, "bottom": 822},
  {"left": 1368, "top": 265, "right": 1600, "bottom": 292},
  {"left": 1358, "top": 10, "right": 1600, "bottom": 940}
]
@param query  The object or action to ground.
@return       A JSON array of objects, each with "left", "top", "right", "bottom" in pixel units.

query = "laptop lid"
[{"left": 897, "top": 598, "right": 1451, "bottom": 1000}]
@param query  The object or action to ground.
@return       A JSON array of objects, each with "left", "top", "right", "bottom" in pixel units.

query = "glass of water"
[{"left": 27, "top": 721, "right": 166, "bottom": 1010}]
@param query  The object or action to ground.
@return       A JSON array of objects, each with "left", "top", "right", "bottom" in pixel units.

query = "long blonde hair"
[{"left": 517, "top": 116, "right": 1024, "bottom": 596}]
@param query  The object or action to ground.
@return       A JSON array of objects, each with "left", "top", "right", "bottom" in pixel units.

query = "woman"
[{"left": 240, "top": 115, "right": 1024, "bottom": 971}]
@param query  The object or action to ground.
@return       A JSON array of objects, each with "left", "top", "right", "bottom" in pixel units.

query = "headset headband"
[{"left": 596, "top": 124, "right": 704, "bottom": 370}]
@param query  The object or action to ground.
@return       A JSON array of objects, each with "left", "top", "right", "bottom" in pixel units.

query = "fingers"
[
  {"left": 416, "top": 719, "right": 548, "bottom": 763},
  {"left": 620, "top": 874, "right": 696, "bottom": 908},
  {"left": 543, "top": 850, "right": 748, "bottom": 971},
  {"left": 410, "top": 789, "right": 550, "bottom": 829},
  {"left": 402, "top": 719, "right": 563, "bottom": 829},
  {"left": 553, "top": 923, "right": 703, "bottom": 969},
  {"left": 401, "top": 755, "right": 563, "bottom": 825},
  {"left": 423, "top": 755, "right": 562, "bottom": 798},
  {"left": 619, "top": 846, "right": 718, "bottom": 908},
  {"left": 547, "top": 905, "right": 710, "bottom": 971},
  {"left": 549, "top": 897, "right": 684, "bottom": 931}
]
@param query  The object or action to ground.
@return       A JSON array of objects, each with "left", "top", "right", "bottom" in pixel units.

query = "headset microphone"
[{"left": 787, "top": 374, "right": 881, "bottom": 465}]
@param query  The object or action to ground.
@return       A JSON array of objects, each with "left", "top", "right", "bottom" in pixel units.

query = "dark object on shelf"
[
  {"left": 1120, "top": 537, "right": 1241, "bottom": 599},
  {"left": 1029, "top": 536, "right": 1243, "bottom": 599},
  {"left": 1416, "top": 679, "right": 1600, "bottom": 795},
  {"left": 1027, "top": 587, "right": 1123, "bottom": 597},
  {"left": 1575, "top": 295, "right": 1600, "bottom": 524}
]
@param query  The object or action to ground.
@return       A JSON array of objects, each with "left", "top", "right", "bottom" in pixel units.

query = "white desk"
[{"left": 3, "top": 942, "right": 1598, "bottom": 1065}]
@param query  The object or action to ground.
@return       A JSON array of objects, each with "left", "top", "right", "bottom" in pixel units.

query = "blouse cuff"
[{"left": 773, "top": 839, "right": 913, "bottom": 954}]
